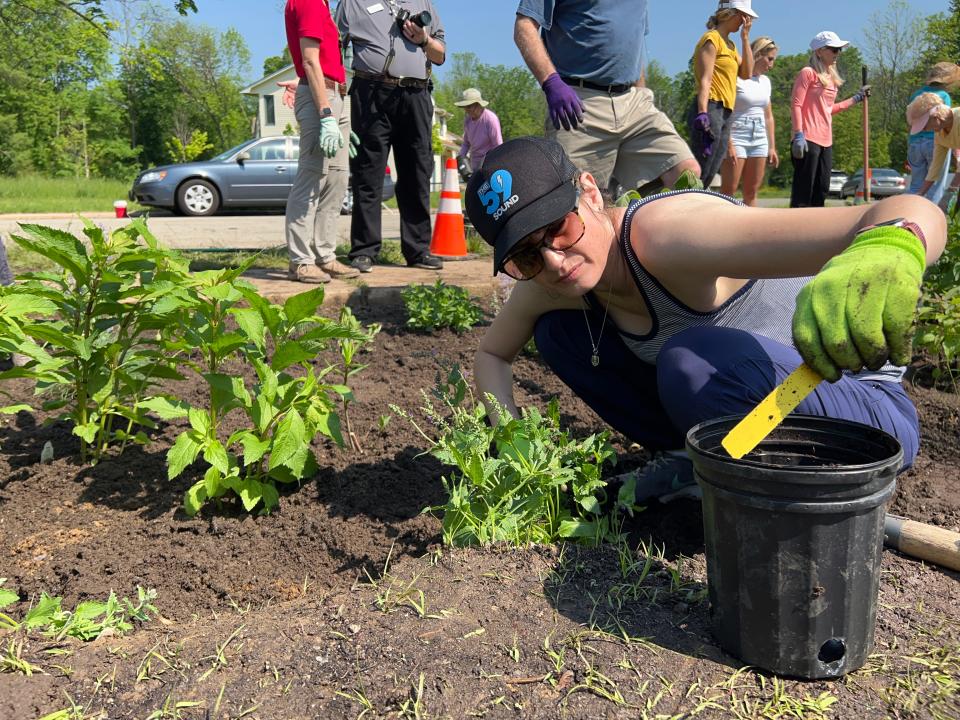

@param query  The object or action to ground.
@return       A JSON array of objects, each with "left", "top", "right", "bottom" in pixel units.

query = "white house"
[
  {"left": 241, "top": 64, "right": 456, "bottom": 189},
  {"left": 240, "top": 65, "right": 299, "bottom": 139}
]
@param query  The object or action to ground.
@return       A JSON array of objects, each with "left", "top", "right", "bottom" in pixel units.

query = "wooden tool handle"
[{"left": 885, "top": 514, "right": 960, "bottom": 572}]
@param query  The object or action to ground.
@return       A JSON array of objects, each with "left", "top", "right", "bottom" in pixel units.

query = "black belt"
[
  {"left": 560, "top": 76, "right": 632, "bottom": 94},
  {"left": 352, "top": 69, "right": 429, "bottom": 88},
  {"left": 302, "top": 76, "right": 346, "bottom": 97}
]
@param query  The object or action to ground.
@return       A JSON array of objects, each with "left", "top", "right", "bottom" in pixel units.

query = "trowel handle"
[{"left": 884, "top": 514, "right": 960, "bottom": 572}]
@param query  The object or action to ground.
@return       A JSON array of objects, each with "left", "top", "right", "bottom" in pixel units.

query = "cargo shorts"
[{"left": 546, "top": 85, "right": 694, "bottom": 194}]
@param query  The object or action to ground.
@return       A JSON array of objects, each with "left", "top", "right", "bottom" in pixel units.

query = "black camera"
[{"left": 396, "top": 8, "right": 432, "bottom": 28}]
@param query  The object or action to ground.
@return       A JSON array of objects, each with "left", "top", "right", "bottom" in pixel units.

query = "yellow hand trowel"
[{"left": 721, "top": 363, "right": 823, "bottom": 459}]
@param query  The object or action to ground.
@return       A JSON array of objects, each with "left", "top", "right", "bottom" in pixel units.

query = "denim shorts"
[{"left": 730, "top": 117, "right": 768, "bottom": 159}]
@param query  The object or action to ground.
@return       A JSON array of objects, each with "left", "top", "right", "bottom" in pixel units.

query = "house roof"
[{"left": 240, "top": 64, "right": 297, "bottom": 95}]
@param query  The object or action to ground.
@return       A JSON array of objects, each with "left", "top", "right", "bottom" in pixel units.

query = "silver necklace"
[{"left": 581, "top": 281, "right": 613, "bottom": 367}]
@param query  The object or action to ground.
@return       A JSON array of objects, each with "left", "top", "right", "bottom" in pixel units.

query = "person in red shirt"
[{"left": 283, "top": 0, "right": 360, "bottom": 283}]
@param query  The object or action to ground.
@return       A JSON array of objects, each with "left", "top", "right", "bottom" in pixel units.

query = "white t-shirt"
[{"left": 732, "top": 75, "right": 771, "bottom": 122}]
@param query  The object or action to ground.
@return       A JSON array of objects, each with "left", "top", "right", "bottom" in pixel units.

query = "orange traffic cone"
[{"left": 430, "top": 157, "right": 467, "bottom": 258}]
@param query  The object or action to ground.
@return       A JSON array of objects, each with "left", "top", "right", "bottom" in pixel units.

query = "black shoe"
[
  {"left": 408, "top": 254, "right": 443, "bottom": 270},
  {"left": 350, "top": 255, "right": 374, "bottom": 273}
]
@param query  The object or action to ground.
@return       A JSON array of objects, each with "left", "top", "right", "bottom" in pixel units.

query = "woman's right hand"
[
  {"left": 740, "top": 15, "right": 753, "bottom": 39},
  {"left": 727, "top": 142, "right": 737, "bottom": 161},
  {"left": 768, "top": 147, "right": 780, "bottom": 168}
]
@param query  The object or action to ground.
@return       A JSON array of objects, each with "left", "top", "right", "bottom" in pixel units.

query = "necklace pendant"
[{"left": 591, "top": 353, "right": 599, "bottom": 367}]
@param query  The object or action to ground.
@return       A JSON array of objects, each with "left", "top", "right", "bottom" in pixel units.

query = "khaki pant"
[
  {"left": 547, "top": 86, "right": 693, "bottom": 193},
  {"left": 285, "top": 85, "right": 349, "bottom": 266}
]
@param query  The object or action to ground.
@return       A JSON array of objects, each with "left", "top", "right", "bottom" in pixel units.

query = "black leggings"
[
  {"left": 790, "top": 140, "right": 832, "bottom": 207},
  {"left": 688, "top": 99, "right": 733, "bottom": 188}
]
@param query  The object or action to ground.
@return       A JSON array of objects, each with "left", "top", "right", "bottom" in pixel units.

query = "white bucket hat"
[
  {"left": 810, "top": 31, "right": 850, "bottom": 51},
  {"left": 718, "top": 0, "right": 758, "bottom": 18},
  {"left": 453, "top": 88, "right": 489, "bottom": 108}
]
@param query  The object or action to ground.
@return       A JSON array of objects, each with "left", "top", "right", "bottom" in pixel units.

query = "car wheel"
[{"left": 176, "top": 179, "right": 220, "bottom": 216}]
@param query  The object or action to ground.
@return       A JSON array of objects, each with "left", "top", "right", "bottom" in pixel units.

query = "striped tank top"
[{"left": 598, "top": 191, "right": 903, "bottom": 383}]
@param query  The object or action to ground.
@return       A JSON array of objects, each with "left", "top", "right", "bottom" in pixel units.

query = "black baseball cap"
[{"left": 464, "top": 137, "right": 579, "bottom": 275}]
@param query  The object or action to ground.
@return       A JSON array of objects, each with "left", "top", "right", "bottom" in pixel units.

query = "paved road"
[
  {"left": 0, "top": 197, "right": 846, "bottom": 251},
  {"left": 0, "top": 209, "right": 403, "bottom": 251}
]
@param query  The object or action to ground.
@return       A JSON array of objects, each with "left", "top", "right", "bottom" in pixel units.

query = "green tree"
[
  {"left": 434, "top": 52, "right": 545, "bottom": 142},
  {"left": 263, "top": 48, "right": 293, "bottom": 77}
]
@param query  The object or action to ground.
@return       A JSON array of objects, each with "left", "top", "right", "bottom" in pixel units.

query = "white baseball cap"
[
  {"left": 718, "top": 0, "right": 758, "bottom": 18},
  {"left": 810, "top": 31, "right": 850, "bottom": 51}
]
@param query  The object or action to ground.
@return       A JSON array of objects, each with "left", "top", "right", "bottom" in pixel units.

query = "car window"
[
  {"left": 290, "top": 137, "right": 300, "bottom": 161},
  {"left": 212, "top": 140, "right": 257, "bottom": 161},
  {"left": 246, "top": 139, "right": 288, "bottom": 161}
]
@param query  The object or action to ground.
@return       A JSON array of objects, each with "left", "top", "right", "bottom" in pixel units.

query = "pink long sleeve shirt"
[
  {"left": 458, "top": 109, "right": 503, "bottom": 170},
  {"left": 790, "top": 67, "right": 856, "bottom": 148}
]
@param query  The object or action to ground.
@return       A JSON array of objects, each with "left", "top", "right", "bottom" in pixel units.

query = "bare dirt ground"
[{"left": 0, "top": 303, "right": 957, "bottom": 720}]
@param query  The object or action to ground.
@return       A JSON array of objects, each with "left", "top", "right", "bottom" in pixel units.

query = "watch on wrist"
[
  {"left": 857, "top": 217, "right": 927, "bottom": 252},
  {"left": 320, "top": 107, "right": 333, "bottom": 117}
]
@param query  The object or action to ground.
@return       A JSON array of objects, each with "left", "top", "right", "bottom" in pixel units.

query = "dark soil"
[{"left": 0, "top": 302, "right": 957, "bottom": 720}]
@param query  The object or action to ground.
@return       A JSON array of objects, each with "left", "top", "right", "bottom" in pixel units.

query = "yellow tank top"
[{"left": 694, "top": 29, "right": 740, "bottom": 110}]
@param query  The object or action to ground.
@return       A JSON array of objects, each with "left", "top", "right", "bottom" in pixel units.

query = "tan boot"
[
  {"left": 288, "top": 262, "right": 331, "bottom": 284},
  {"left": 319, "top": 258, "right": 361, "bottom": 279}
]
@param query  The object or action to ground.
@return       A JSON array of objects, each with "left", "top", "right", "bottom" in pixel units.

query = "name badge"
[{"left": 366, "top": 3, "right": 384, "bottom": 13}]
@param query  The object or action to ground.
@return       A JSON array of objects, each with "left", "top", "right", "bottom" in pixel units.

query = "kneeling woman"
[{"left": 465, "top": 137, "right": 945, "bottom": 501}]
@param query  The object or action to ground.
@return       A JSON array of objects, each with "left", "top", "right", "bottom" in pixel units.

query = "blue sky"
[{"left": 184, "top": 0, "right": 953, "bottom": 84}]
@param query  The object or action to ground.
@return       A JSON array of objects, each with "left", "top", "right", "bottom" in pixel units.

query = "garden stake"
[{"left": 862, "top": 66, "right": 871, "bottom": 203}]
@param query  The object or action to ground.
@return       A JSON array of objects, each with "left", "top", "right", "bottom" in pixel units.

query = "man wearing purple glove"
[{"left": 514, "top": 0, "right": 699, "bottom": 196}]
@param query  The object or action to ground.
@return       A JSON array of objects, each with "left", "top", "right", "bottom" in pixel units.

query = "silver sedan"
[{"left": 130, "top": 137, "right": 395, "bottom": 216}]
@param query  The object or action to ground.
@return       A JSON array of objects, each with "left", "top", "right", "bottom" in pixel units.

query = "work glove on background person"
[
  {"left": 319, "top": 116, "right": 343, "bottom": 158},
  {"left": 347, "top": 130, "right": 361, "bottom": 160},
  {"left": 542, "top": 73, "right": 584, "bottom": 131},
  {"left": 692, "top": 112, "right": 714, "bottom": 157},
  {"left": 851, "top": 85, "right": 872, "bottom": 104},
  {"left": 792, "top": 225, "right": 926, "bottom": 382},
  {"left": 791, "top": 131, "right": 808, "bottom": 159}
]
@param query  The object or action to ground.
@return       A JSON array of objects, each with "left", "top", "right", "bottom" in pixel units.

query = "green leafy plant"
[
  {"left": 337, "top": 305, "right": 381, "bottom": 452},
  {"left": 0, "top": 583, "right": 157, "bottom": 640},
  {"left": 401, "top": 280, "right": 483, "bottom": 333},
  {"left": 394, "top": 367, "right": 630, "bottom": 546},
  {"left": 916, "top": 217, "right": 960, "bottom": 385},
  {"left": 0, "top": 221, "right": 190, "bottom": 463},
  {"left": 147, "top": 267, "right": 370, "bottom": 516}
]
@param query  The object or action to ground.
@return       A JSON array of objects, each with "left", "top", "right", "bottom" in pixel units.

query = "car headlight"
[{"left": 139, "top": 170, "right": 168, "bottom": 184}]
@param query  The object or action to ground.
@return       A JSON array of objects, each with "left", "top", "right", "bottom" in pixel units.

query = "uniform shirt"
[
  {"left": 516, "top": 0, "right": 647, "bottom": 86},
  {"left": 458, "top": 109, "right": 504, "bottom": 170},
  {"left": 927, "top": 107, "right": 960, "bottom": 181},
  {"left": 909, "top": 86, "right": 952, "bottom": 142},
  {"left": 335, "top": 0, "right": 444, "bottom": 80},
  {"left": 284, "top": 0, "right": 345, "bottom": 83},
  {"left": 790, "top": 67, "right": 856, "bottom": 148},
  {"left": 732, "top": 75, "right": 771, "bottom": 122},
  {"left": 694, "top": 30, "right": 739, "bottom": 110}
]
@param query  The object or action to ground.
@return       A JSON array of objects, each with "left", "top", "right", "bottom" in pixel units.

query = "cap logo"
[{"left": 477, "top": 169, "right": 518, "bottom": 220}]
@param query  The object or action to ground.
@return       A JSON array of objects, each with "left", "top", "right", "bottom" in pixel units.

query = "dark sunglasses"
[
  {"left": 500, "top": 199, "right": 586, "bottom": 281},
  {"left": 826, "top": 46, "right": 843, "bottom": 54}
]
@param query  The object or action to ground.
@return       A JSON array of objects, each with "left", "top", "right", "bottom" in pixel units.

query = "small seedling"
[{"left": 401, "top": 279, "right": 483, "bottom": 333}]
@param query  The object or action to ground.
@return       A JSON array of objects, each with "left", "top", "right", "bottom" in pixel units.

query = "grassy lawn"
[{"left": 0, "top": 175, "right": 140, "bottom": 214}]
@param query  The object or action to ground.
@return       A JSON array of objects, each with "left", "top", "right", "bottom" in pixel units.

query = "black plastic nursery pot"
[{"left": 686, "top": 415, "right": 903, "bottom": 680}]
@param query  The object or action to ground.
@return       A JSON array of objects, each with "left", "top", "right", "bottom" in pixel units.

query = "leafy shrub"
[
  {"left": 394, "top": 367, "right": 633, "bottom": 547},
  {"left": 0, "top": 221, "right": 190, "bottom": 463},
  {"left": 146, "top": 265, "right": 372, "bottom": 516},
  {"left": 401, "top": 279, "right": 483, "bottom": 333},
  {"left": 916, "top": 217, "right": 960, "bottom": 383}
]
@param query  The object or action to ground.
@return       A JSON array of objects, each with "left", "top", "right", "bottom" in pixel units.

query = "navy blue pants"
[{"left": 534, "top": 311, "right": 919, "bottom": 470}]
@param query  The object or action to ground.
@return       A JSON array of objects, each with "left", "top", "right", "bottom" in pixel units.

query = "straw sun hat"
[
  {"left": 453, "top": 88, "right": 489, "bottom": 107},
  {"left": 926, "top": 62, "right": 960, "bottom": 88},
  {"left": 906, "top": 92, "right": 948, "bottom": 134}
]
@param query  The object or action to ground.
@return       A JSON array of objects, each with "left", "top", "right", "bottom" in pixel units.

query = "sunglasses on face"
[
  {"left": 826, "top": 46, "right": 843, "bottom": 54},
  {"left": 500, "top": 207, "right": 586, "bottom": 281}
]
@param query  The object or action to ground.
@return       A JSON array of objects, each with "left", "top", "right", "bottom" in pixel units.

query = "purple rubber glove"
[
  {"left": 542, "top": 73, "right": 585, "bottom": 131},
  {"left": 692, "top": 112, "right": 714, "bottom": 158}
]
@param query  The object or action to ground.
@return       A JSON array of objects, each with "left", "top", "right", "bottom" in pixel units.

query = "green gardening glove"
[
  {"left": 348, "top": 130, "right": 360, "bottom": 160},
  {"left": 792, "top": 225, "right": 926, "bottom": 382},
  {"left": 319, "top": 116, "right": 343, "bottom": 158}
]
